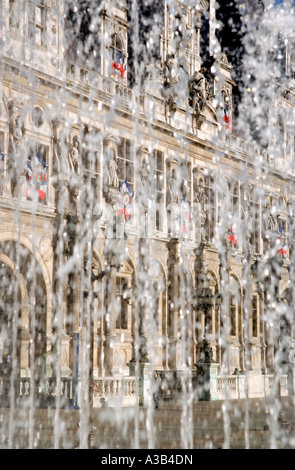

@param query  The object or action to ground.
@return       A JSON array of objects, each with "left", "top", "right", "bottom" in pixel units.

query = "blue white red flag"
[
  {"left": 278, "top": 226, "right": 287, "bottom": 256},
  {"left": 26, "top": 152, "right": 48, "bottom": 201},
  {"left": 111, "top": 50, "right": 127, "bottom": 85},
  {"left": 223, "top": 105, "right": 231, "bottom": 131},
  {"left": 115, "top": 179, "right": 134, "bottom": 221}
]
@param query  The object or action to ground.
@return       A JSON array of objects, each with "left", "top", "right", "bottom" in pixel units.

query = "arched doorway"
[
  {"left": 0, "top": 261, "right": 21, "bottom": 378},
  {"left": 0, "top": 241, "right": 48, "bottom": 379}
]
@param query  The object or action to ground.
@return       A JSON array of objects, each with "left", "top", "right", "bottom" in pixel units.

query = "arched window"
[
  {"left": 278, "top": 114, "right": 285, "bottom": 157},
  {"left": 0, "top": 263, "right": 21, "bottom": 374},
  {"left": 229, "top": 276, "right": 241, "bottom": 337},
  {"left": 116, "top": 275, "right": 130, "bottom": 330},
  {"left": 203, "top": 172, "right": 216, "bottom": 243},
  {"left": 249, "top": 188, "right": 261, "bottom": 254},
  {"left": 153, "top": 149, "right": 165, "bottom": 217},
  {"left": 110, "top": 33, "right": 127, "bottom": 85},
  {"left": 251, "top": 294, "right": 259, "bottom": 338}
]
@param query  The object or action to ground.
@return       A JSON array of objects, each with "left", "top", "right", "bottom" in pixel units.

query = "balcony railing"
[
  {"left": 92, "top": 376, "right": 137, "bottom": 407},
  {"left": 0, "top": 377, "right": 73, "bottom": 408},
  {"left": 65, "top": 61, "right": 135, "bottom": 107}
]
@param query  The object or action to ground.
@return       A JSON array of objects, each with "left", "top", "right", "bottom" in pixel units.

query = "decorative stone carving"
[
  {"left": 31, "top": 106, "right": 44, "bottom": 128},
  {"left": 136, "top": 146, "right": 150, "bottom": 209},
  {"left": 103, "top": 136, "right": 121, "bottom": 207},
  {"left": 8, "top": 101, "right": 23, "bottom": 153},
  {"left": 195, "top": 177, "right": 208, "bottom": 213},
  {"left": 162, "top": 54, "right": 179, "bottom": 118},
  {"left": 167, "top": 165, "right": 181, "bottom": 205},
  {"left": 188, "top": 67, "right": 212, "bottom": 130},
  {"left": 219, "top": 52, "right": 231, "bottom": 67},
  {"left": 68, "top": 137, "right": 80, "bottom": 176},
  {"left": 9, "top": 0, "right": 19, "bottom": 32},
  {"left": 188, "top": 68, "right": 208, "bottom": 115},
  {"left": 261, "top": 193, "right": 280, "bottom": 253},
  {"left": 193, "top": 170, "right": 208, "bottom": 231},
  {"left": 107, "top": 152, "right": 119, "bottom": 189},
  {"left": 8, "top": 99, "right": 24, "bottom": 196}
]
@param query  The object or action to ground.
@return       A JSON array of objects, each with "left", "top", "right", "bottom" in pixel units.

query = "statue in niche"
[
  {"left": 266, "top": 196, "right": 277, "bottom": 232},
  {"left": 107, "top": 150, "right": 119, "bottom": 189},
  {"left": 188, "top": 68, "right": 208, "bottom": 115},
  {"left": 139, "top": 157, "right": 149, "bottom": 194},
  {"left": 8, "top": 101, "right": 24, "bottom": 196},
  {"left": 69, "top": 138, "right": 80, "bottom": 175},
  {"left": 195, "top": 178, "right": 208, "bottom": 212},
  {"left": 167, "top": 166, "right": 180, "bottom": 205},
  {"left": 262, "top": 195, "right": 278, "bottom": 251},
  {"left": 163, "top": 54, "right": 179, "bottom": 117},
  {"left": 241, "top": 188, "right": 251, "bottom": 220},
  {"left": 202, "top": 338, "right": 214, "bottom": 364},
  {"left": 10, "top": 114, "right": 23, "bottom": 153}
]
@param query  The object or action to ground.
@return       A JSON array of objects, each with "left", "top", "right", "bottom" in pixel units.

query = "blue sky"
[{"left": 273, "top": 0, "right": 295, "bottom": 4}]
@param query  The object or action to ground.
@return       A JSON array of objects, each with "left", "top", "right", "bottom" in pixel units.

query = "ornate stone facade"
[{"left": 0, "top": 0, "right": 295, "bottom": 406}]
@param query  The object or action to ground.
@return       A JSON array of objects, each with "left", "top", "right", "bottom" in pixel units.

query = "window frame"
[
  {"left": 117, "top": 138, "right": 134, "bottom": 193},
  {"left": 115, "top": 274, "right": 130, "bottom": 331},
  {"left": 110, "top": 32, "right": 127, "bottom": 85},
  {"left": 204, "top": 172, "right": 216, "bottom": 243},
  {"left": 251, "top": 294, "right": 259, "bottom": 338},
  {"left": 28, "top": 0, "right": 46, "bottom": 47}
]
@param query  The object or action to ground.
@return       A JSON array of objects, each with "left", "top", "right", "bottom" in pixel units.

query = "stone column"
[
  {"left": 167, "top": 238, "right": 181, "bottom": 369},
  {"left": 50, "top": 119, "right": 74, "bottom": 406},
  {"left": 103, "top": 255, "right": 118, "bottom": 376}
]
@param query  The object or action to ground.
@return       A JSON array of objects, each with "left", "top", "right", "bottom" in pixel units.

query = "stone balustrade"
[
  {"left": 93, "top": 376, "right": 137, "bottom": 407},
  {"left": 0, "top": 373, "right": 291, "bottom": 408},
  {"left": 0, "top": 377, "right": 73, "bottom": 408},
  {"left": 216, "top": 374, "right": 289, "bottom": 400}
]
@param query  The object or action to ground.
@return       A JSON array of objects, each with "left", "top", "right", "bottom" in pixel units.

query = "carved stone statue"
[
  {"left": 195, "top": 179, "right": 208, "bottom": 212},
  {"left": 241, "top": 188, "right": 251, "bottom": 218},
  {"left": 107, "top": 157, "right": 119, "bottom": 188},
  {"left": 9, "top": 115, "right": 22, "bottom": 153},
  {"left": 8, "top": 100, "right": 24, "bottom": 196},
  {"left": 69, "top": 139, "right": 80, "bottom": 175},
  {"left": 188, "top": 68, "right": 208, "bottom": 115},
  {"left": 139, "top": 157, "right": 149, "bottom": 193},
  {"left": 163, "top": 54, "right": 179, "bottom": 117},
  {"left": 167, "top": 167, "right": 180, "bottom": 205},
  {"left": 261, "top": 194, "right": 278, "bottom": 252}
]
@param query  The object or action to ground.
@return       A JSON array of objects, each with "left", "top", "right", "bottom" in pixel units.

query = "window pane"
[
  {"left": 35, "top": 27, "right": 42, "bottom": 45},
  {"left": 230, "top": 296, "right": 236, "bottom": 336},
  {"left": 126, "top": 161, "right": 133, "bottom": 183},
  {"left": 157, "top": 152, "right": 163, "bottom": 171},
  {"left": 117, "top": 157, "right": 124, "bottom": 180},
  {"left": 35, "top": 6, "right": 42, "bottom": 24},
  {"left": 252, "top": 296, "right": 258, "bottom": 337}
]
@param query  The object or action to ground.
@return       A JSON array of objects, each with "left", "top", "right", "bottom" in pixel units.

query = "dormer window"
[
  {"left": 110, "top": 33, "right": 127, "bottom": 85},
  {"left": 28, "top": 1, "right": 45, "bottom": 46}
]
